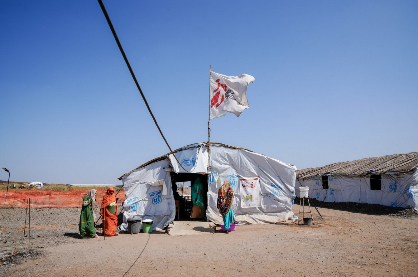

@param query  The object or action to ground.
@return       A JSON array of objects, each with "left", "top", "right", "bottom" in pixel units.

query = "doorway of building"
[{"left": 170, "top": 172, "right": 208, "bottom": 221}]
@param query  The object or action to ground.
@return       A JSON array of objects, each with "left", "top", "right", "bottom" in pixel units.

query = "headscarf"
[
  {"left": 87, "top": 189, "right": 97, "bottom": 202},
  {"left": 86, "top": 189, "right": 97, "bottom": 220},
  {"left": 217, "top": 180, "right": 234, "bottom": 216},
  {"left": 101, "top": 187, "right": 116, "bottom": 209}
]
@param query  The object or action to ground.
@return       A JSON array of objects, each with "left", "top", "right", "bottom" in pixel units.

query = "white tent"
[
  {"left": 119, "top": 142, "right": 297, "bottom": 231},
  {"left": 296, "top": 152, "right": 418, "bottom": 210},
  {"left": 28, "top": 182, "right": 43, "bottom": 189}
]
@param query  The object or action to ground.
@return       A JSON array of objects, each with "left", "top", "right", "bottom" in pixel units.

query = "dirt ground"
[{"left": 1, "top": 201, "right": 418, "bottom": 277}]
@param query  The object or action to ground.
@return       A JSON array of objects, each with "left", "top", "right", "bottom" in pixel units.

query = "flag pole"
[{"left": 207, "top": 65, "right": 211, "bottom": 171}]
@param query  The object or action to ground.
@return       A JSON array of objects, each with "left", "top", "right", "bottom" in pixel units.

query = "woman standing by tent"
[
  {"left": 79, "top": 189, "right": 99, "bottom": 238},
  {"left": 217, "top": 180, "right": 234, "bottom": 234},
  {"left": 190, "top": 176, "right": 206, "bottom": 219},
  {"left": 101, "top": 187, "right": 119, "bottom": 236}
]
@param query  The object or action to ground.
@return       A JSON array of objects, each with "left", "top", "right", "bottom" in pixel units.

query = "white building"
[{"left": 296, "top": 152, "right": 418, "bottom": 210}]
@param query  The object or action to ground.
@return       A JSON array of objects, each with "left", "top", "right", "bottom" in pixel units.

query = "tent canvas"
[{"left": 120, "top": 142, "right": 297, "bottom": 231}]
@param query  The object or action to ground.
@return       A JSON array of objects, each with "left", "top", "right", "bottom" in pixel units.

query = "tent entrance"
[{"left": 170, "top": 172, "right": 208, "bottom": 221}]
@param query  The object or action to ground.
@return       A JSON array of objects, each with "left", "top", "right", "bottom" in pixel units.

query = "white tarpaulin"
[
  {"left": 121, "top": 142, "right": 297, "bottom": 230},
  {"left": 121, "top": 159, "right": 176, "bottom": 231},
  {"left": 169, "top": 145, "right": 208, "bottom": 173},
  {"left": 29, "top": 182, "right": 43, "bottom": 189}
]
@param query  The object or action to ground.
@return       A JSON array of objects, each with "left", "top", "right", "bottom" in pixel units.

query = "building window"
[
  {"left": 370, "top": 175, "right": 381, "bottom": 190},
  {"left": 322, "top": 175, "right": 329, "bottom": 189}
]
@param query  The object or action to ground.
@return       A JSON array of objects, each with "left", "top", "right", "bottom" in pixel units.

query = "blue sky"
[{"left": 1, "top": 0, "right": 417, "bottom": 184}]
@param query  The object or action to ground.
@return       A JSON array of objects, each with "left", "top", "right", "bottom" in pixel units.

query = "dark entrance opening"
[
  {"left": 370, "top": 174, "right": 381, "bottom": 190},
  {"left": 170, "top": 172, "right": 208, "bottom": 221}
]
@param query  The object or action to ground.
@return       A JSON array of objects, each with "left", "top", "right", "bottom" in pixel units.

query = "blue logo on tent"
[
  {"left": 329, "top": 188, "right": 334, "bottom": 196},
  {"left": 390, "top": 202, "right": 398, "bottom": 208},
  {"left": 149, "top": 190, "right": 162, "bottom": 205},
  {"left": 126, "top": 197, "right": 140, "bottom": 212},
  {"left": 329, "top": 176, "right": 333, "bottom": 181},
  {"left": 227, "top": 174, "right": 239, "bottom": 188},
  {"left": 182, "top": 159, "right": 192, "bottom": 167},
  {"left": 181, "top": 157, "right": 196, "bottom": 167},
  {"left": 126, "top": 197, "right": 139, "bottom": 205},
  {"left": 129, "top": 202, "right": 139, "bottom": 212},
  {"left": 316, "top": 180, "right": 320, "bottom": 186},
  {"left": 152, "top": 196, "right": 162, "bottom": 205},
  {"left": 389, "top": 182, "right": 397, "bottom": 192},
  {"left": 271, "top": 183, "right": 282, "bottom": 198},
  {"left": 316, "top": 192, "right": 320, "bottom": 199},
  {"left": 405, "top": 187, "right": 414, "bottom": 199},
  {"left": 208, "top": 170, "right": 218, "bottom": 185}
]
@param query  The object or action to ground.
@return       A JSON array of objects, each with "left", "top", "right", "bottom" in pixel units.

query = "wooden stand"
[{"left": 298, "top": 197, "right": 313, "bottom": 225}]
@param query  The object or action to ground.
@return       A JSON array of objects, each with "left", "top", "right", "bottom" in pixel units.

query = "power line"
[{"left": 97, "top": 0, "right": 188, "bottom": 173}]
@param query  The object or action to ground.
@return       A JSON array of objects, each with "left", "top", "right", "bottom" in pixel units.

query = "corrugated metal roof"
[
  {"left": 297, "top": 152, "right": 418, "bottom": 180},
  {"left": 119, "top": 142, "right": 254, "bottom": 179}
]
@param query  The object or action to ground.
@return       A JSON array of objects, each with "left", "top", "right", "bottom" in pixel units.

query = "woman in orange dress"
[{"left": 101, "top": 187, "right": 119, "bottom": 236}]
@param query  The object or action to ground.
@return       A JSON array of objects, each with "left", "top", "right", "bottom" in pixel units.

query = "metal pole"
[
  {"left": 303, "top": 197, "right": 305, "bottom": 220},
  {"left": 24, "top": 199, "right": 28, "bottom": 237},
  {"left": 2, "top": 168, "right": 10, "bottom": 197},
  {"left": 103, "top": 207, "right": 106, "bottom": 240},
  {"left": 208, "top": 66, "right": 211, "bottom": 171},
  {"left": 28, "top": 198, "right": 31, "bottom": 249}
]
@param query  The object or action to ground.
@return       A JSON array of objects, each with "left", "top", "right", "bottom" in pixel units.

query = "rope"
[
  {"left": 123, "top": 233, "right": 150, "bottom": 277},
  {"left": 97, "top": 0, "right": 188, "bottom": 173}
]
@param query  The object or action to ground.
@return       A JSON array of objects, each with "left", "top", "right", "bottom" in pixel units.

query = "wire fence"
[{"left": 0, "top": 189, "right": 126, "bottom": 208}]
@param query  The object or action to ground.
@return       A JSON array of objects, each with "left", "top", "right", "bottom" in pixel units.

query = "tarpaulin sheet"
[{"left": 121, "top": 143, "right": 297, "bottom": 229}]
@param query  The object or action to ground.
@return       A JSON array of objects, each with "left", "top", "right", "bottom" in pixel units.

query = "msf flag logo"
[{"left": 209, "top": 71, "right": 255, "bottom": 120}]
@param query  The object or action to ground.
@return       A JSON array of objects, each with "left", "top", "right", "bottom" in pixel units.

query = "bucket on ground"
[
  {"left": 127, "top": 218, "right": 141, "bottom": 234},
  {"left": 303, "top": 217, "right": 313, "bottom": 226},
  {"left": 299, "top": 186, "right": 309, "bottom": 198},
  {"left": 142, "top": 219, "right": 153, "bottom": 233},
  {"left": 221, "top": 223, "right": 236, "bottom": 232}
]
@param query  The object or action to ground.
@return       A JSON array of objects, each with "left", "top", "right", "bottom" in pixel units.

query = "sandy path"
[{"left": 2, "top": 204, "right": 418, "bottom": 277}]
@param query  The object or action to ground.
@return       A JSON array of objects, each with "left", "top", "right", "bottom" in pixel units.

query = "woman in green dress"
[
  {"left": 190, "top": 176, "right": 206, "bottom": 218},
  {"left": 79, "top": 189, "right": 99, "bottom": 238}
]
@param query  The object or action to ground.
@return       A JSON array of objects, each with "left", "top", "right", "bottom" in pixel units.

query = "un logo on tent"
[
  {"left": 270, "top": 183, "right": 282, "bottom": 198},
  {"left": 149, "top": 190, "right": 162, "bottom": 205},
  {"left": 389, "top": 182, "right": 397, "bottom": 192},
  {"left": 126, "top": 197, "right": 140, "bottom": 211},
  {"left": 181, "top": 158, "right": 196, "bottom": 167},
  {"left": 129, "top": 202, "right": 139, "bottom": 212}
]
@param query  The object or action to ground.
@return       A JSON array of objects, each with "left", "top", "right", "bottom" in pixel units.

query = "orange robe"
[{"left": 101, "top": 188, "right": 118, "bottom": 236}]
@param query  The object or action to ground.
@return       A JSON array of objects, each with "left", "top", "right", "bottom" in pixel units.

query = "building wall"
[{"left": 296, "top": 169, "right": 418, "bottom": 209}]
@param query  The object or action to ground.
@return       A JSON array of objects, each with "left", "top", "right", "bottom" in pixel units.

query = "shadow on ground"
[
  {"left": 296, "top": 197, "right": 418, "bottom": 218},
  {"left": 63, "top": 232, "right": 83, "bottom": 239}
]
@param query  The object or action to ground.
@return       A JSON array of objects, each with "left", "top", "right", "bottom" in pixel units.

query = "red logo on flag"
[{"left": 211, "top": 79, "right": 227, "bottom": 108}]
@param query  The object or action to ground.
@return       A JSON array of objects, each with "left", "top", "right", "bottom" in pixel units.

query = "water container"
[
  {"left": 303, "top": 217, "right": 313, "bottom": 226},
  {"left": 127, "top": 218, "right": 141, "bottom": 234},
  {"left": 221, "top": 223, "right": 236, "bottom": 232},
  {"left": 142, "top": 219, "right": 153, "bottom": 233},
  {"left": 106, "top": 204, "right": 117, "bottom": 215},
  {"left": 299, "top": 186, "right": 309, "bottom": 198}
]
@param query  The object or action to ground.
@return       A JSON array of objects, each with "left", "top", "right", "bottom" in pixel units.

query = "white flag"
[{"left": 209, "top": 71, "right": 255, "bottom": 120}]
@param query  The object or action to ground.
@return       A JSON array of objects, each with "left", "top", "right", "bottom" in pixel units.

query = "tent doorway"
[{"left": 170, "top": 172, "right": 208, "bottom": 221}]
